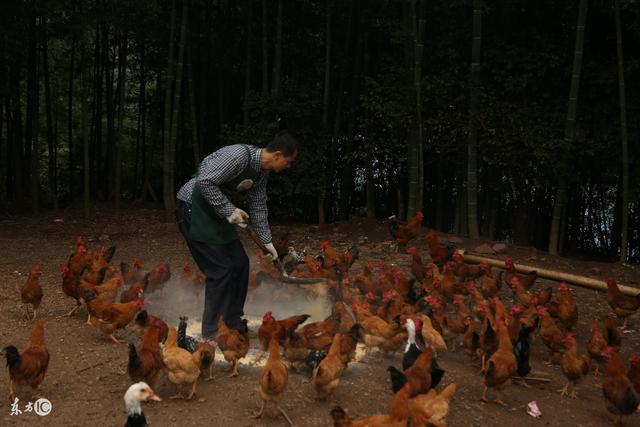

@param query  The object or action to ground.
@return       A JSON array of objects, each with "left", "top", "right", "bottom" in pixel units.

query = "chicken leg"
[
  {"left": 170, "top": 384, "right": 184, "bottom": 400},
  {"left": 8, "top": 379, "right": 15, "bottom": 401},
  {"left": 250, "top": 399, "right": 266, "bottom": 419},
  {"left": 186, "top": 382, "right": 197, "bottom": 400},
  {"left": 276, "top": 405, "right": 295, "bottom": 427},
  {"left": 228, "top": 361, "right": 240, "bottom": 378}
]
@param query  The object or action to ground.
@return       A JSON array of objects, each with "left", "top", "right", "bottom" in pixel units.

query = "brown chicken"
[
  {"left": 407, "top": 246, "right": 427, "bottom": 282},
  {"left": 389, "top": 211, "right": 423, "bottom": 251},
  {"left": 120, "top": 281, "right": 145, "bottom": 304},
  {"left": 120, "top": 258, "right": 146, "bottom": 284},
  {"left": 21, "top": 264, "right": 43, "bottom": 320},
  {"left": 332, "top": 301, "right": 356, "bottom": 334},
  {"left": 605, "top": 277, "right": 640, "bottom": 330},
  {"left": 462, "top": 316, "right": 480, "bottom": 364},
  {"left": 482, "top": 319, "right": 516, "bottom": 406},
  {"left": 216, "top": 316, "right": 250, "bottom": 377},
  {"left": 255, "top": 312, "right": 310, "bottom": 363},
  {"left": 426, "top": 229, "right": 456, "bottom": 267},
  {"left": 503, "top": 257, "right": 537, "bottom": 290},
  {"left": 3, "top": 320, "right": 49, "bottom": 401},
  {"left": 195, "top": 341, "right": 215, "bottom": 381},
  {"left": 338, "top": 324, "right": 362, "bottom": 367},
  {"left": 144, "top": 262, "right": 171, "bottom": 292},
  {"left": 387, "top": 346, "right": 433, "bottom": 397},
  {"left": 479, "top": 261, "right": 501, "bottom": 298},
  {"left": 330, "top": 383, "right": 411, "bottom": 427},
  {"left": 282, "top": 329, "right": 310, "bottom": 371},
  {"left": 451, "top": 252, "right": 483, "bottom": 280},
  {"left": 162, "top": 327, "right": 206, "bottom": 400},
  {"left": 508, "top": 276, "right": 535, "bottom": 307},
  {"left": 128, "top": 323, "right": 164, "bottom": 389},
  {"left": 252, "top": 335, "right": 294, "bottom": 426},
  {"left": 559, "top": 332, "right": 590, "bottom": 398},
  {"left": 67, "top": 236, "right": 91, "bottom": 276},
  {"left": 547, "top": 282, "right": 578, "bottom": 331},
  {"left": 83, "top": 246, "right": 117, "bottom": 285},
  {"left": 296, "top": 315, "right": 340, "bottom": 351},
  {"left": 312, "top": 332, "right": 345, "bottom": 399},
  {"left": 537, "top": 306, "right": 564, "bottom": 364},
  {"left": 180, "top": 260, "right": 206, "bottom": 286},
  {"left": 601, "top": 346, "right": 640, "bottom": 424},
  {"left": 409, "top": 382, "right": 457, "bottom": 427},
  {"left": 603, "top": 313, "right": 623, "bottom": 349},
  {"left": 587, "top": 321, "right": 608, "bottom": 375},
  {"left": 60, "top": 263, "right": 83, "bottom": 316},
  {"left": 477, "top": 304, "right": 498, "bottom": 372},
  {"left": 89, "top": 295, "right": 144, "bottom": 343},
  {"left": 353, "top": 303, "right": 405, "bottom": 356},
  {"left": 134, "top": 310, "right": 168, "bottom": 343}
]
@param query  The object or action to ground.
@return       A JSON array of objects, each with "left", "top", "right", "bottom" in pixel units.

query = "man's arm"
[
  {"left": 245, "top": 171, "right": 272, "bottom": 244},
  {"left": 196, "top": 146, "right": 248, "bottom": 219}
]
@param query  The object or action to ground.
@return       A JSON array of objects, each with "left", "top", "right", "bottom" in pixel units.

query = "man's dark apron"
[{"left": 187, "top": 145, "right": 258, "bottom": 244}]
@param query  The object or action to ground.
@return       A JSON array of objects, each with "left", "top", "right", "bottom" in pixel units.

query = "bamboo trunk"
[{"left": 459, "top": 251, "right": 639, "bottom": 296}]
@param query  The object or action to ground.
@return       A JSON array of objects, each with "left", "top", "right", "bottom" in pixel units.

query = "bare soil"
[{"left": 0, "top": 202, "right": 639, "bottom": 427}]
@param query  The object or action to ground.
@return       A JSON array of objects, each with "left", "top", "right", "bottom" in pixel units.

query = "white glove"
[
  {"left": 226, "top": 208, "right": 249, "bottom": 228},
  {"left": 264, "top": 243, "right": 279, "bottom": 261}
]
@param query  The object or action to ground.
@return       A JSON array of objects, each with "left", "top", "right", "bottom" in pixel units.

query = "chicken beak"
[{"left": 148, "top": 391, "right": 162, "bottom": 402}]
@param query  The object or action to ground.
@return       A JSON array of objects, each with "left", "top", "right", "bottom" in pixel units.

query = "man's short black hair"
[{"left": 265, "top": 130, "right": 300, "bottom": 157}]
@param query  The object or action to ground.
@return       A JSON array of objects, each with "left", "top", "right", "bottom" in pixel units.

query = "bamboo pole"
[{"left": 459, "top": 252, "right": 639, "bottom": 297}]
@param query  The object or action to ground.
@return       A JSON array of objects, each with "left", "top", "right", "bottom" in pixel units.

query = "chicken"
[
  {"left": 120, "top": 258, "right": 146, "bottom": 285},
  {"left": 338, "top": 324, "right": 362, "bottom": 367},
  {"left": 477, "top": 304, "right": 498, "bottom": 372},
  {"left": 128, "top": 323, "right": 164, "bottom": 389},
  {"left": 60, "top": 263, "right": 83, "bottom": 316},
  {"left": 605, "top": 277, "right": 640, "bottom": 330},
  {"left": 312, "top": 332, "right": 345, "bottom": 399},
  {"left": 353, "top": 303, "right": 405, "bottom": 356},
  {"left": 537, "top": 305, "right": 564, "bottom": 365},
  {"left": 508, "top": 276, "right": 535, "bottom": 307},
  {"left": 603, "top": 313, "right": 623, "bottom": 349},
  {"left": 462, "top": 316, "right": 480, "bottom": 364},
  {"left": 119, "top": 280, "right": 146, "bottom": 304},
  {"left": 255, "top": 312, "right": 310, "bottom": 363},
  {"left": 413, "top": 312, "right": 447, "bottom": 353},
  {"left": 601, "top": 346, "right": 639, "bottom": 424},
  {"left": 67, "top": 235, "right": 91, "bottom": 276},
  {"left": 627, "top": 353, "right": 640, "bottom": 395},
  {"left": 559, "top": 332, "right": 590, "bottom": 398},
  {"left": 482, "top": 319, "right": 517, "bottom": 406},
  {"left": 252, "top": 335, "right": 294, "bottom": 427},
  {"left": 162, "top": 327, "right": 206, "bottom": 400},
  {"left": 89, "top": 295, "right": 144, "bottom": 344},
  {"left": 3, "top": 320, "right": 49, "bottom": 401},
  {"left": 123, "top": 382, "right": 161, "bottom": 427},
  {"left": 332, "top": 301, "right": 356, "bottom": 334},
  {"left": 425, "top": 230, "right": 456, "bottom": 267},
  {"left": 588, "top": 321, "right": 608, "bottom": 375},
  {"left": 180, "top": 260, "right": 206, "bottom": 291},
  {"left": 20, "top": 264, "right": 43, "bottom": 320},
  {"left": 195, "top": 341, "right": 215, "bottom": 381},
  {"left": 479, "top": 261, "right": 501, "bottom": 298},
  {"left": 83, "top": 245, "right": 117, "bottom": 284},
  {"left": 407, "top": 246, "right": 427, "bottom": 282},
  {"left": 282, "top": 329, "right": 310, "bottom": 371},
  {"left": 388, "top": 211, "right": 423, "bottom": 251},
  {"left": 387, "top": 346, "right": 434, "bottom": 396},
  {"left": 296, "top": 315, "right": 340, "bottom": 351},
  {"left": 409, "top": 383, "right": 457, "bottom": 427},
  {"left": 502, "top": 257, "right": 537, "bottom": 290},
  {"left": 451, "top": 252, "right": 483, "bottom": 280},
  {"left": 144, "top": 262, "right": 171, "bottom": 292},
  {"left": 548, "top": 282, "right": 578, "bottom": 331},
  {"left": 133, "top": 310, "right": 168, "bottom": 344},
  {"left": 330, "top": 383, "right": 411, "bottom": 427},
  {"left": 216, "top": 316, "right": 250, "bottom": 377}
]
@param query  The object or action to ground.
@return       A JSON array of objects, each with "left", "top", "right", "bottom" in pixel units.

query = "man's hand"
[
  {"left": 264, "top": 243, "right": 279, "bottom": 261},
  {"left": 226, "top": 208, "right": 249, "bottom": 228}
]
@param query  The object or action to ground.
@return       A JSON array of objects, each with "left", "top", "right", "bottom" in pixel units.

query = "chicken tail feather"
[{"left": 3, "top": 346, "right": 21, "bottom": 371}]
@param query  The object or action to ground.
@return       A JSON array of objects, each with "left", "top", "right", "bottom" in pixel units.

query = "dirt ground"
[{"left": 1, "top": 202, "right": 639, "bottom": 427}]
